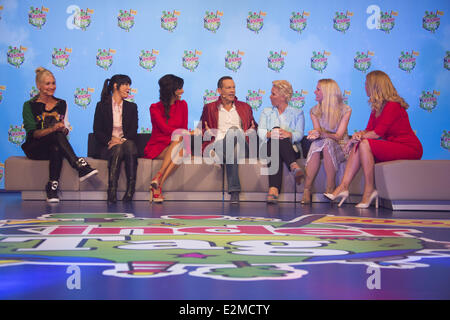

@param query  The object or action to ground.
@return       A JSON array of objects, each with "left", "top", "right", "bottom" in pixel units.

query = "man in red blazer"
[{"left": 200, "top": 76, "right": 258, "bottom": 204}]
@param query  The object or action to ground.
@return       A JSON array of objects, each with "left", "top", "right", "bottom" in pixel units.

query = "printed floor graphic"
[{"left": 1, "top": 210, "right": 449, "bottom": 300}]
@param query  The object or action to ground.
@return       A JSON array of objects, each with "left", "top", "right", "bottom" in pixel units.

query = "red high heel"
[
  {"left": 150, "top": 172, "right": 163, "bottom": 189},
  {"left": 151, "top": 186, "right": 164, "bottom": 203}
]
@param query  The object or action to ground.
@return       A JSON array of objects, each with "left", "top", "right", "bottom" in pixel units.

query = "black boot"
[
  {"left": 122, "top": 155, "right": 137, "bottom": 202},
  {"left": 107, "top": 186, "right": 117, "bottom": 203},
  {"left": 107, "top": 153, "right": 122, "bottom": 203}
]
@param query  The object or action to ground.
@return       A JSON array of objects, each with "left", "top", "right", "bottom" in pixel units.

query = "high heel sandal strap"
[{"left": 151, "top": 172, "right": 163, "bottom": 188}]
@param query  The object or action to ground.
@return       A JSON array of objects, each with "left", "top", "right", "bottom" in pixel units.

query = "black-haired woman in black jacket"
[{"left": 93, "top": 74, "right": 138, "bottom": 203}]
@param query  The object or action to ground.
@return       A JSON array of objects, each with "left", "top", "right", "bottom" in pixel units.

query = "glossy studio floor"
[{"left": 0, "top": 191, "right": 449, "bottom": 301}]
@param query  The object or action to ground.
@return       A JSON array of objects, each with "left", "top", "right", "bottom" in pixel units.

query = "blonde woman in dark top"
[{"left": 22, "top": 67, "right": 98, "bottom": 202}]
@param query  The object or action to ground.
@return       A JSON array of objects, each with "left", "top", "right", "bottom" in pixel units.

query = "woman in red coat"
[
  {"left": 143, "top": 74, "right": 188, "bottom": 202},
  {"left": 324, "top": 70, "right": 423, "bottom": 208}
]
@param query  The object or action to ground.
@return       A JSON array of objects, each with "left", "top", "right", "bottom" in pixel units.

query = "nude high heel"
[
  {"left": 355, "top": 190, "right": 378, "bottom": 209},
  {"left": 324, "top": 190, "right": 349, "bottom": 207},
  {"left": 301, "top": 188, "right": 311, "bottom": 204}
]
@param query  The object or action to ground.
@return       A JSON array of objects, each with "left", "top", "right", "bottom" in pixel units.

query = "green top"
[{"left": 22, "top": 96, "right": 68, "bottom": 141}]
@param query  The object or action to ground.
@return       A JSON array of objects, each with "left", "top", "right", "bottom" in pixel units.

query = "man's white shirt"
[{"left": 216, "top": 103, "right": 241, "bottom": 141}]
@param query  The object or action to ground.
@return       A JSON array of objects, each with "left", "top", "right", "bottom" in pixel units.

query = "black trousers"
[
  {"left": 99, "top": 140, "right": 138, "bottom": 190},
  {"left": 263, "top": 138, "right": 300, "bottom": 192},
  {"left": 21, "top": 132, "right": 79, "bottom": 181},
  {"left": 98, "top": 139, "right": 137, "bottom": 162}
]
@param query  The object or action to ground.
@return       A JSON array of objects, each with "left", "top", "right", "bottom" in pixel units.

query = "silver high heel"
[
  {"left": 355, "top": 190, "right": 378, "bottom": 209},
  {"left": 324, "top": 190, "right": 349, "bottom": 207}
]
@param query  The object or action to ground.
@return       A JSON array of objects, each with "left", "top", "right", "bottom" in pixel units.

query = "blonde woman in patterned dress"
[{"left": 301, "top": 79, "right": 352, "bottom": 204}]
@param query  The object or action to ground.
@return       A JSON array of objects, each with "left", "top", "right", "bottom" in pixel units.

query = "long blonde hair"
[
  {"left": 35, "top": 67, "right": 54, "bottom": 87},
  {"left": 366, "top": 70, "right": 408, "bottom": 112},
  {"left": 312, "top": 79, "right": 345, "bottom": 131}
]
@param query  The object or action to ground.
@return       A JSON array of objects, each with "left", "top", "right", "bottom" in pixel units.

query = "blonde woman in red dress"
[
  {"left": 143, "top": 74, "right": 188, "bottom": 202},
  {"left": 325, "top": 70, "right": 423, "bottom": 208}
]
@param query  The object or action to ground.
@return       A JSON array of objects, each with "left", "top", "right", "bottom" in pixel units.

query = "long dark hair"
[
  {"left": 100, "top": 74, "right": 132, "bottom": 102},
  {"left": 158, "top": 74, "right": 184, "bottom": 120}
]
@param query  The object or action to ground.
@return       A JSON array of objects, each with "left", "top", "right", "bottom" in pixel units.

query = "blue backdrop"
[{"left": 0, "top": 0, "right": 449, "bottom": 188}]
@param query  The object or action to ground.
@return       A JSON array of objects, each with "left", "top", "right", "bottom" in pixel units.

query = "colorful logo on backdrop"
[
  {"left": 0, "top": 214, "right": 449, "bottom": 282},
  {"left": 290, "top": 11, "right": 309, "bottom": 34},
  {"left": 203, "top": 89, "right": 219, "bottom": 105},
  {"left": 96, "top": 49, "right": 115, "bottom": 70},
  {"left": 225, "top": 50, "right": 244, "bottom": 72},
  {"left": 7, "top": 46, "right": 26, "bottom": 68},
  {"left": 125, "top": 88, "right": 138, "bottom": 103},
  {"left": 0, "top": 162, "right": 4, "bottom": 182},
  {"left": 422, "top": 10, "right": 444, "bottom": 33},
  {"left": 29, "top": 86, "right": 39, "bottom": 98},
  {"left": 74, "top": 88, "right": 94, "bottom": 109},
  {"left": 441, "top": 130, "right": 450, "bottom": 151},
  {"left": 378, "top": 10, "right": 397, "bottom": 33},
  {"left": 247, "top": 11, "right": 265, "bottom": 33},
  {"left": 354, "top": 51, "right": 374, "bottom": 73},
  {"left": 289, "top": 90, "right": 307, "bottom": 109},
  {"left": 419, "top": 90, "right": 439, "bottom": 112},
  {"left": 204, "top": 11, "right": 222, "bottom": 33},
  {"left": 246, "top": 90, "right": 264, "bottom": 111},
  {"left": 311, "top": 51, "right": 330, "bottom": 73},
  {"left": 0, "top": 85, "right": 4, "bottom": 104},
  {"left": 343, "top": 90, "right": 351, "bottom": 105},
  {"left": 161, "top": 10, "right": 180, "bottom": 32},
  {"left": 139, "top": 49, "right": 158, "bottom": 71},
  {"left": 444, "top": 51, "right": 450, "bottom": 70},
  {"left": 268, "top": 51, "right": 287, "bottom": 72},
  {"left": 8, "top": 125, "right": 26, "bottom": 146},
  {"left": 118, "top": 9, "right": 136, "bottom": 31},
  {"left": 28, "top": 6, "right": 49, "bottom": 29},
  {"left": 140, "top": 128, "right": 151, "bottom": 134},
  {"left": 52, "top": 48, "right": 71, "bottom": 69},
  {"left": 73, "top": 8, "right": 93, "bottom": 31},
  {"left": 182, "top": 50, "right": 201, "bottom": 72},
  {"left": 398, "top": 50, "right": 418, "bottom": 73},
  {"left": 333, "top": 11, "right": 353, "bottom": 33}
]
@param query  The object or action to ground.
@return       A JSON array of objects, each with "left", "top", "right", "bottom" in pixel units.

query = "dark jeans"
[
  {"left": 263, "top": 138, "right": 300, "bottom": 192},
  {"left": 208, "top": 128, "right": 251, "bottom": 194},
  {"left": 21, "top": 131, "right": 80, "bottom": 181}
]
